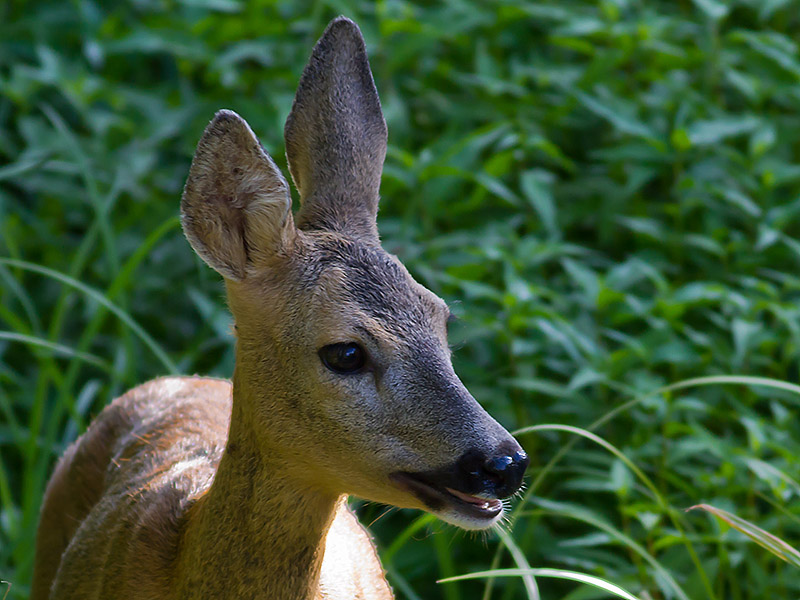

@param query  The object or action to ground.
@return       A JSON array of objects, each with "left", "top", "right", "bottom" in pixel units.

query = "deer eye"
[{"left": 319, "top": 343, "right": 366, "bottom": 374}]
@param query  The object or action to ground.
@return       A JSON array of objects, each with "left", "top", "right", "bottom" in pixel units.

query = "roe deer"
[{"left": 31, "top": 16, "right": 529, "bottom": 599}]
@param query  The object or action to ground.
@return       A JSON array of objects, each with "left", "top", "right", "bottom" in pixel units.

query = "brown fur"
[
  {"left": 32, "top": 17, "right": 522, "bottom": 599},
  {"left": 32, "top": 378, "right": 390, "bottom": 599}
]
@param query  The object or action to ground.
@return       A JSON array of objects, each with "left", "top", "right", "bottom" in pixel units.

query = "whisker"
[{"left": 366, "top": 505, "right": 397, "bottom": 528}]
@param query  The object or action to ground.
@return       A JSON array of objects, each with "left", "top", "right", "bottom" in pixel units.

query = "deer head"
[{"left": 180, "top": 17, "right": 528, "bottom": 530}]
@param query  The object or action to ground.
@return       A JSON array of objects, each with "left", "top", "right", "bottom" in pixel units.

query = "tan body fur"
[
  {"left": 32, "top": 17, "right": 528, "bottom": 599},
  {"left": 32, "top": 376, "right": 391, "bottom": 599}
]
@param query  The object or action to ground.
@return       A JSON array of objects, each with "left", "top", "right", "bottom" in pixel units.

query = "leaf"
[
  {"left": 610, "top": 458, "right": 633, "bottom": 498},
  {"left": 686, "top": 116, "right": 760, "bottom": 146},
  {"left": 0, "top": 154, "right": 51, "bottom": 181},
  {"left": 731, "top": 318, "right": 760, "bottom": 368},
  {"left": 573, "top": 90, "right": 657, "bottom": 139},
  {"left": 744, "top": 457, "right": 800, "bottom": 500},
  {"left": 735, "top": 31, "right": 800, "bottom": 79},
  {"left": 568, "top": 367, "right": 606, "bottom": 391},
  {"left": 520, "top": 169, "right": 558, "bottom": 237},
  {"left": 758, "top": 0, "right": 792, "bottom": 20},
  {"left": 687, "top": 504, "right": 800, "bottom": 568},
  {"left": 501, "top": 378, "right": 573, "bottom": 399},
  {"left": 177, "top": 0, "right": 243, "bottom": 11},
  {"left": 562, "top": 258, "right": 600, "bottom": 306},
  {"left": 439, "top": 568, "right": 644, "bottom": 600},
  {"left": 692, "top": 0, "right": 729, "bottom": 20},
  {"left": 750, "top": 124, "right": 777, "bottom": 157},
  {"left": 473, "top": 171, "right": 520, "bottom": 206},
  {"left": 720, "top": 188, "right": 761, "bottom": 217}
]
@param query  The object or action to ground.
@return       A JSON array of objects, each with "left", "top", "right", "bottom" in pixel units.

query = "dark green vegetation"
[{"left": 2, "top": 0, "right": 800, "bottom": 598}]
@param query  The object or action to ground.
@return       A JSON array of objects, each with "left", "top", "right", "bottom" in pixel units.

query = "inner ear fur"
[
  {"left": 284, "top": 16, "right": 387, "bottom": 241},
  {"left": 181, "top": 110, "right": 295, "bottom": 281}
]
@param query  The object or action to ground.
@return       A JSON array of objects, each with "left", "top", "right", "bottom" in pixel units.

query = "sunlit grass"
[
  {"left": 441, "top": 568, "right": 642, "bottom": 600},
  {"left": 687, "top": 504, "right": 800, "bottom": 569}
]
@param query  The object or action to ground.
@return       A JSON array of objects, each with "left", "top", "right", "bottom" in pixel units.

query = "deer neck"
[{"left": 175, "top": 365, "right": 340, "bottom": 599}]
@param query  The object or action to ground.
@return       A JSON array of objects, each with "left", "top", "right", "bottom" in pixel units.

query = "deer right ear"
[
  {"left": 181, "top": 110, "right": 295, "bottom": 281},
  {"left": 284, "top": 17, "right": 387, "bottom": 240}
]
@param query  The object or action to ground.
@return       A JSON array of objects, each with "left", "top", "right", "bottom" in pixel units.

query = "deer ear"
[
  {"left": 284, "top": 17, "right": 387, "bottom": 240},
  {"left": 181, "top": 110, "right": 295, "bottom": 281}
]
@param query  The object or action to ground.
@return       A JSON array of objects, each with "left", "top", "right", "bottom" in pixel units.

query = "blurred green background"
[{"left": 2, "top": 0, "right": 800, "bottom": 598}]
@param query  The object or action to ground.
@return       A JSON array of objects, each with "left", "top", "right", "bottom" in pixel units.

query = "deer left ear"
[{"left": 181, "top": 110, "right": 296, "bottom": 281}]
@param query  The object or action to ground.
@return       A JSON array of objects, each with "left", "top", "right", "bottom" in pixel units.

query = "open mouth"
[{"left": 390, "top": 472, "right": 503, "bottom": 522}]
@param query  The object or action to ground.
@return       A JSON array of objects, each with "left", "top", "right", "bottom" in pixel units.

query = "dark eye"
[{"left": 319, "top": 342, "right": 366, "bottom": 374}]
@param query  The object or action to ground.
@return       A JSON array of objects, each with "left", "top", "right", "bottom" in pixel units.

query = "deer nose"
[
  {"left": 458, "top": 448, "right": 529, "bottom": 498},
  {"left": 484, "top": 450, "right": 529, "bottom": 497}
]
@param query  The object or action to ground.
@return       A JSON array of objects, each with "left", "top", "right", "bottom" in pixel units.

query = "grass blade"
[
  {"left": 531, "top": 498, "right": 689, "bottom": 600},
  {"left": 512, "top": 423, "right": 712, "bottom": 597},
  {"left": 495, "top": 527, "right": 539, "bottom": 600},
  {"left": 687, "top": 504, "right": 800, "bottom": 568},
  {"left": 0, "top": 332, "right": 109, "bottom": 370},
  {"left": 485, "top": 375, "right": 800, "bottom": 600},
  {"left": 382, "top": 513, "right": 437, "bottom": 564},
  {"left": 440, "top": 567, "right": 643, "bottom": 600},
  {"left": 0, "top": 258, "right": 177, "bottom": 373}
]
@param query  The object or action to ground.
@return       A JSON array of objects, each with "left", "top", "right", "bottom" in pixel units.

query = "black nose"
[{"left": 458, "top": 448, "right": 529, "bottom": 498}]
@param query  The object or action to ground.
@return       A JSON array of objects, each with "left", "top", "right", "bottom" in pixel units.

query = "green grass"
[{"left": 2, "top": 0, "right": 800, "bottom": 598}]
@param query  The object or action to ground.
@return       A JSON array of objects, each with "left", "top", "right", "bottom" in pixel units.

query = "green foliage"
[{"left": 2, "top": 0, "right": 800, "bottom": 598}]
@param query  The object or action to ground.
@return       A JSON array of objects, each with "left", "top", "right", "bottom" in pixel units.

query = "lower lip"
[
  {"left": 391, "top": 473, "right": 503, "bottom": 520},
  {"left": 445, "top": 487, "right": 503, "bottom": 512}
]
